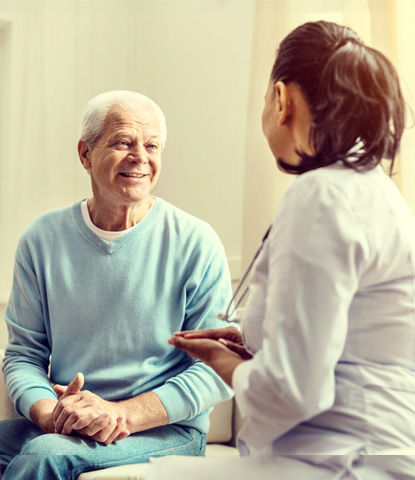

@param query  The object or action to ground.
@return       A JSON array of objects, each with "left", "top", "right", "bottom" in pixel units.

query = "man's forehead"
[{"left": 105, "top": 106, "right": 161, "bottom": 134}]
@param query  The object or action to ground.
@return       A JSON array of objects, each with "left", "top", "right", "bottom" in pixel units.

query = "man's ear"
[
  {"left": 78, "top": 139, "right": 91, "bottom": 170},
  {"left": 274, "top": 81, "right": 291, "bottom": 126}
]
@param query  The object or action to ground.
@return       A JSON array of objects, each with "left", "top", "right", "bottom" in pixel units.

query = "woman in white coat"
[{"left": 168, "top": 20, "right": 415, "bottom": 479}]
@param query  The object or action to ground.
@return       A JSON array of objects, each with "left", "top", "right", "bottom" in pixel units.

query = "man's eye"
[
  {"left": 112, "top": 140, "right": 129, "bottom": 147},
  {"left": 147, "top": 144, "right": 158, "bottom": 150}
]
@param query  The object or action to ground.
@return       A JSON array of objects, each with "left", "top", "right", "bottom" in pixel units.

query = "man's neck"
[{"left": 86, "top": 196, "right": 154, "bottom": 231}]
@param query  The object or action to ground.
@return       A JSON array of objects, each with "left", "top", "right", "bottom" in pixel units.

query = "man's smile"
[{"left": 119, "top": 173, "right": 148, "bottom": 178}]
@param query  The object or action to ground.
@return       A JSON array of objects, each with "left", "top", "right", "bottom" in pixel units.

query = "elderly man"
[{"left": 0, "top": 91, "right": 233, "bottom": 479}]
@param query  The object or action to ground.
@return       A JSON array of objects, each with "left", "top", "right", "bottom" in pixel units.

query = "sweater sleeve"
[
  {"left": 232, "top": 176, "right": 369, "bottom": 452},
  {"left": 2, "top": 238, "right": 58, "bottom": 420},
  {"left": 153, "top": 232, "right": 234, "bottom": 424}
]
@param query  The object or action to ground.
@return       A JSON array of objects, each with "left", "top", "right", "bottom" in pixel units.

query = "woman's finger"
[
  {"left": 174, "top": 326, "right": 242, "bottom": 343},
  {"left": 218, "top": 339, "right": 252, "bottom": 360}
]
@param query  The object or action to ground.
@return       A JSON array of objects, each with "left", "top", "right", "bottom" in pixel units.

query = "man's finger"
[
  {"left": 113, "top": 430, "right": 130, "bottom": 443},
  {"left": 53, "top": 384, "right": 67, "bottom": 397},
  {"left": 54, "top": 373, "right": 85, "bottom": 400},
  {"left": 105, "top": 417, "right": 130, "bottom": 444},
  {"left": 67, "top": 373, "right": 85, "bottom": 395}
]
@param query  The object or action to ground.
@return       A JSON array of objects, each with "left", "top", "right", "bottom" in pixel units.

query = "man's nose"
[{"left": 127, "top": 144, "right": 147, "bottom": 163}]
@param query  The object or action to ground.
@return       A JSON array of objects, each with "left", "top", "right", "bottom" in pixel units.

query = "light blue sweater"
[{"left": 3, "top": 198, "right": 233, "bottom": 433}]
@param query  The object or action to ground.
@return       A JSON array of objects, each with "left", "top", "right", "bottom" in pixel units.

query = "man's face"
[{"left": 79, "top": 106, "right": 162, "bottom": 209}]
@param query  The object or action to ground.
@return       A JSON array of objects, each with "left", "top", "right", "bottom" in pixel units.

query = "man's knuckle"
[
  {"left": 95, "top": 432, "right": 107, "bottom": 443},
  {"left": 62, "top": 405, "right": 73, "bottom": 416},
  {"left": 71, "top": 410, "right": 82, "bottom": 421},
  {"left": 93, "top": 417, "right": 105, "bottom": 428}
]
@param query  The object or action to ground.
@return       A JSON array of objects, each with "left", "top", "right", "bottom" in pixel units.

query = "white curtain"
[
  {"left": 0, "top": 0, "right": 257, "bottom": 303},
  {"left": 0, "top": 0, "right": 414, "bottom": 304},
  {"left": 241, "top": 0, "right": 415, "bottom": 268},
  {"left": 394, "top": 0, "right": 415, "bottom": 209}
]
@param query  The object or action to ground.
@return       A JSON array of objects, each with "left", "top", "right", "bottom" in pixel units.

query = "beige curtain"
[{"left": 241, "top": 0, "right": 415, "bottom": 268}]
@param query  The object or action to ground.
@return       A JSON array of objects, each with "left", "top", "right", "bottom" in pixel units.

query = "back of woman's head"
[{"left": 271, "top": 21, "right": 405, "bottom": 174}]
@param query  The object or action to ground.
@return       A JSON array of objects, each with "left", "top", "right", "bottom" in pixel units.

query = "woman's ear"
[
  {"left": 274, "top": 81, "right": 291, "bottom": 126},
  {"left": 78, "top": 140, "right": 91, "bottom": 170}
]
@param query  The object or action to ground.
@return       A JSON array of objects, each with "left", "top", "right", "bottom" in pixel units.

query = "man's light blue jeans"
[{"left": 0, "top": 418, "right": 206, "bottom": 479}]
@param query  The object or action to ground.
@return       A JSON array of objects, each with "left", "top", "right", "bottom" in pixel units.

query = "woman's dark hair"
[{"left": 271, "top": 21, "right": 405, "bottom": 174}]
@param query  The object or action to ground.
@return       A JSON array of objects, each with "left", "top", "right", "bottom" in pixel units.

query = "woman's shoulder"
[
  {"left": 287, "top": 163, "right": 387, "bottom": 205},
  {"left": 274, "top": 164, "right": 390, "bottom": 237},
  {"left": 283, "top": 164, "right": 350, "bottom": 204},
  {"left": 295, "top": 162, "right": 370, "bottom": 185}
]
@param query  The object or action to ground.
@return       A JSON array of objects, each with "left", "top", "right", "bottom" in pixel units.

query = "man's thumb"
[
  {"left": 53, "top": 383, "right": 67, "bottom": 397},
  {"left": 54, "top": 372, "right": 84, "bottom": 398},
  {"left": 67, "top": 372, "right": 84, "bottom": 395}
]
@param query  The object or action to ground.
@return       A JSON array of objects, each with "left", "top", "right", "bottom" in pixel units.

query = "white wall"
[
  {"left": 0, "top": 304, "right": 5, "bottom": 350},
  {"left": 1, "top": 1, "right": 414, "bottom": 351},
  {"left": 0, "top": 0, "right": 256, "bottom": 347},
  {"left": 0, "top": 0, "right": 255, "bottom": 296}
]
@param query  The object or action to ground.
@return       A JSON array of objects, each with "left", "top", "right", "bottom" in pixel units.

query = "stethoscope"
[{"left": 217, "top": 225, "right": 272, "bottom": 324}]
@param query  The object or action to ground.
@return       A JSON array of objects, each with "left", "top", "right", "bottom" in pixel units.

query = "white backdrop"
[
  {"left": 0, "top": 0, "right": 414, "bottom": 348},
  {"left": 0, "top": 0, "right": 256, "bottom": 304}
]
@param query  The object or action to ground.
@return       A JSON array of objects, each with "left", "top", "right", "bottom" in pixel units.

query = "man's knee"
[{"left": 20, "top": 433, "right": 84, "bottom": 455}]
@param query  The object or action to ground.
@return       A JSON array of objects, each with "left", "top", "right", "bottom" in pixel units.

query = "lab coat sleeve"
[{"left": 232, "top": 174, "right": 369, "bottom": 452}]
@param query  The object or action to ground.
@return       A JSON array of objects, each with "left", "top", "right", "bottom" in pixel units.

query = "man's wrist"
[
  {"left": 30, "top": 398, "right": 57, "bottom": 433},
  {"left": 118, "top": 392, "right": 169, "bottom": 434}
]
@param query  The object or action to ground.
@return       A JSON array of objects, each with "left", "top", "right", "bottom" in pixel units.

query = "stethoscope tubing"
[{"left": 217, "top": 225, "right": 272, "bottom": 324}]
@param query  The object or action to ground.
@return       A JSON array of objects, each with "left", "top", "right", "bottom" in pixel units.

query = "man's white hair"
[{"left": 80, "top": 90, "right": 167, "bottom": 149}]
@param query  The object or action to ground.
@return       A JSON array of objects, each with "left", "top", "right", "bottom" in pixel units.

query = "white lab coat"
[{"left": 232, "top": 163, "right": 415, "bottom": 476}]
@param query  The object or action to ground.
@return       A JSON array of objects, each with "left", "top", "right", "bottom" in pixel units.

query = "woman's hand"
[
  {"left": 175, "top": 326, "right": 243, "bottom": 342},
  {"left": 173, "top": 326, "right": 252, "bottom": 360},
  {"left": 168, "top": 327, "right": 252, "bottom": 386}
]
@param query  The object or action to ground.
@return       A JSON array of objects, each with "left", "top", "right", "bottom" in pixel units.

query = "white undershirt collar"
[{"left": 81, "top": 199, "right": 155, "bottom": 242}]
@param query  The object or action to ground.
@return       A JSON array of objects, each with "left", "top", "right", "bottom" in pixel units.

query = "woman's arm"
[{"left": 167, "top": 335, "right": 248, "bottom": 387}]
